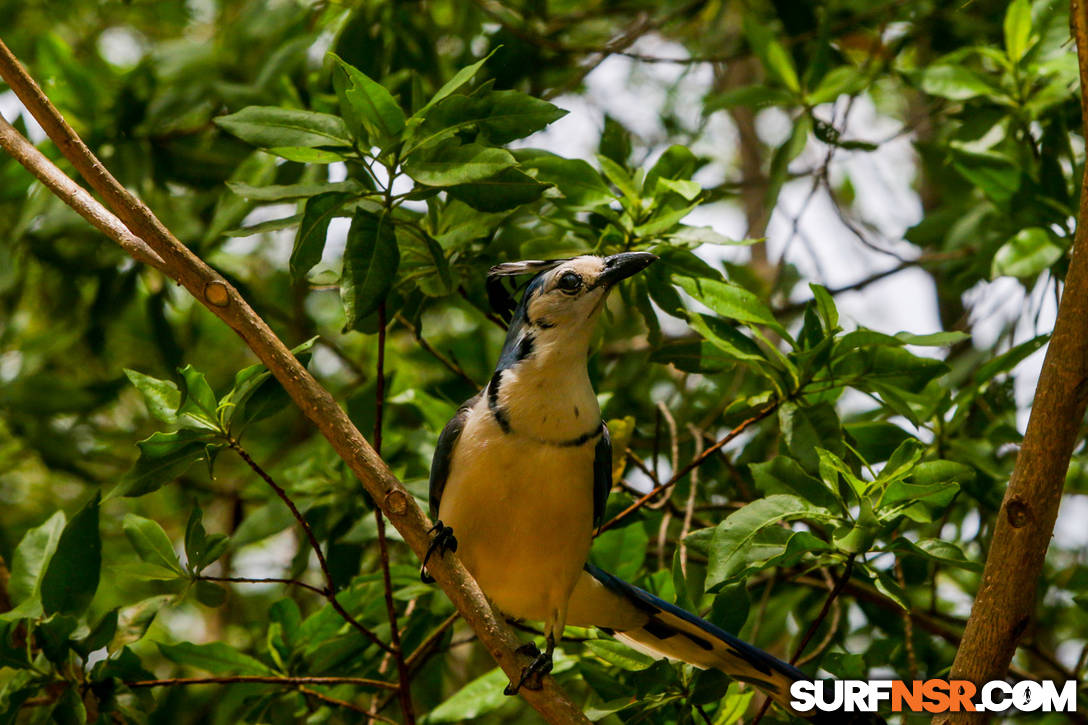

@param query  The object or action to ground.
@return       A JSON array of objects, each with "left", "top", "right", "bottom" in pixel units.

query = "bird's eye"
[{"left": 556, "top": 271, "right": 582, "bottom": 294}]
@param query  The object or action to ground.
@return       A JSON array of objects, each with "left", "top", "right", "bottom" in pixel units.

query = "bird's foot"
[
  {"left": 419, "top": 521, "right": 457, "bottom": 583},
  {"left": 503, "top": 643, "right": 553, "bottom": 695}
]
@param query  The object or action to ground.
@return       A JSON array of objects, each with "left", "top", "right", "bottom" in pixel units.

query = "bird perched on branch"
[{"left": 423, "top": 253, "right": 877, "bottom": 723}]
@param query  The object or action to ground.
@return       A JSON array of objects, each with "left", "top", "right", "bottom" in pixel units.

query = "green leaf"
[
  {"left": 706, "top": 85, "right": 794, "bottom": 111},
  {"left": 975, "top": 334, "right": 1048, "bottom": 383},
  {"left": 585, "top": 639, "right": 657, "bottom": 671},
  {"left": 158, "top": 641, "right": 274, "bottom": 675},
  {"left": 124, "top": 369, "right": 180, "bottom": 424},
  {"left": 1004, "top": 0, "right": 1033, "bottom": 62},
  {"left": 764, "top": 113, "right": 810, "bottom": 211},
  {"left": 266, "top": 147, "right": 345, "bottom": 163},
  {"left": 885, "top": 537, "right": 980, "bottom": 570},
  {"left": 41, "top": 493, "right": 101, "bottom": 616},
  {"left": 290, "top": 192, "right": 352, "bottom": 279},
  {"left": 446, "top": 168, "right": 548, "bottom": 212},
  {"left": 895, "top": 331, "right": 970, "bottom": 346},
  {"left": 409, "top": 90, "right": 566, "bottom": 152},
  {"left": 195, "top": 580, "right": 227, "bottom": 608},
  {"left": 330, "top": 54, "right": 406, "bottom": 143},
  {"left": 674, "top": 275, "right": 789, "bottom": 339},
  {"left": 403, "top": 142, "right": 516, "bottom": 186},
  {"left": 597, "top": 154, "right": 639, "bottom": 202},
  {"left": 341, "top": 210, "right": 399, "bottom": 330},
  {"left": 214, "top": 106, "right": 352, "bottom": 150},
  {"left": 810, "top": 283, "right": 839, "bottom": 331},
  {"left": 426, "top": 666, "right": 511, "bottom": 722},
  {"left": 518, "top": 152, "right": 613, "bottom": 209},
  {"left": 115, "top": 429, "right": 218, "bottom": 498},
  {"left": 7, "top": 511, "right": 65, "bottom": 607},
  {"left": 765, "top": 41, "right": 800, "bottom": 92},
  {"left": 414, "top": 48, "right": 498, "bottom": 118},
  {"left": 226, "top": 179, "right": 364, "bottom": 202},
  {"left": 183, "top": 508, "right": 228, "bottom": 573},
  {"left": 991, "top": 227, "right": 1064, "bottom": 279},
  {"left": 591, "top": 521, "right": 648, "bottom": 581},
  {"left": 807, "top": 65, "right": 868, "bottom": 105},
  {"left": 706, "top": 495, "right": 828, "bottom": 589},
  {"left": 868, "top": 566, "right": 910, "bottom": 610},
  {"left": 779, "top": 401, "right": 843, "bottom": 474},
  {"left": 750, "top": 456, "right": 840, "bottom": 510},
  {"left": 666, "top": 226, "right": 754, "bottom": 247},
  {"left": 123, "top": 514, "right": 183, "bottom": 574},
  {"left": 176, "top": 364, "right": 219, "bottom": 426},
  {"left": 950, "top": 149, "right": 1020, "bottom": 204},
  {"left": 74, "top": 609, "right": 118, "bottom": 657},
  {"left": 920, "top": 65, "right": 997, "bottom": 100}
]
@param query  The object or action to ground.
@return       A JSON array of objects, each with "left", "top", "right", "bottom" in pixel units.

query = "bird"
[{"left": 422, "top": 253, "right": 876, "bottom": 722}]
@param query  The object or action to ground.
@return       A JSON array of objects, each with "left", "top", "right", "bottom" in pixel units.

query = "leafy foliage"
[{"left": 1, "top": 0, "right": 1085, "bottom": 723}]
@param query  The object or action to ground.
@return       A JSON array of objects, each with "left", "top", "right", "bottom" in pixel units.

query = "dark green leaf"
[
  {"left": 123, "top": 514, "right": 182, "bottom": 574},
  {"left": 920, "top": 65, "right": 997, "bottom": 100},
  {"left": 749, "top": 456, "right": 840, "bottom": 510},
  {"left": 124, "top": 369, "right": 180, "bottom": 424},
  {"left": 176, "top": 364, "right": 219, "bottom": 426},
  {"left": 331, "top": 54, "right": 406, "bottom": 143},
  {"left": 6, "top": 511, "right": 65, "bottom": 609},
  {"left": 446, "top": 168, "right": 548, "bottom": 212},
  {"left": 518, "top": 152, "right": 613, "bottom": 209},
  {"left": 195, "top": 581, "right": 227, "bottom": 607},
  {"left": 115, "top": 429, "right": 218, "bottom": 498},
  {"left": 214, "top": 107, "right": 352, "bottom": 150},
  {"left": 403, "top": 142, "right": 516, "bottom": 186},
  {"left": 706, "top": 495, "right": 829, "bottom": 589},
  {"left": 157, "top": 641, "right": 274, "bottom": 675},
  {"left": 341, "top": 210, "right": 399, "bottom": 330},
  {"left": 291, "top": 192, "right": 352, "bottom": 279},
  {"left": 41, "top": 493, "right": 101, "bottom": 616},
  {"left": 674, "top": 275, "right": 789, "bottom": 339},
  {"left": 991, "top": 227, "right": 1064, "bottom": 279}
]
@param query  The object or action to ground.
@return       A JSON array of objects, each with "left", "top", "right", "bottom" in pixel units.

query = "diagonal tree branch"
[
  {"left": 0, "top": 38, "right": 588, "bottom": 725},
  {"left": 933, "top": 4, "right": 1088, "bottom": 722}
]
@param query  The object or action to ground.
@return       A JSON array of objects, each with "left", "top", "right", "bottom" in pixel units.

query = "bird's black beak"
[{"left": 596, "top": 252, "right": 658, "bottom": 288}]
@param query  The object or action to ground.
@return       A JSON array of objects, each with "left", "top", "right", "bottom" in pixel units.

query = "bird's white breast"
[{"left": 437, "top": 402, "right": 596, "bottom": 623}]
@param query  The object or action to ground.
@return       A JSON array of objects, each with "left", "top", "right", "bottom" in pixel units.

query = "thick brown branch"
[
  {"left": 0, "top": 38, "right": 587, "bottom": 724},
  {"left": 934, "top": 5, "right": 1088, "bottom": 722},
  {"left": 0, "top": 115, "right": 165, "bottom": 272}
]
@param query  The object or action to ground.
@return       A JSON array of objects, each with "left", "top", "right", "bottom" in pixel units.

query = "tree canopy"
[{"left": 1, "top": 0, "right": 1087, "bottom": 723}]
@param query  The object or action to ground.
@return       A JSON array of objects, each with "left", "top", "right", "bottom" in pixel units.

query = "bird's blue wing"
[
  {"left": 429, "top": 392, "right": 480, "bottom": 520},
  {"left": 592, "top": 423, "right": 611, "bottom": 527}
]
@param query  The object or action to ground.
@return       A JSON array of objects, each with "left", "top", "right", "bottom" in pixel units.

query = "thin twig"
[
  {"left": 124, "top": 676, "right": 398, "bottom": 690},
  {"left": 298, "top": 686, "right": 386, "bottom": 719},
  {"left": 0, "top": 116, "right": 166, "bottom": 273},
  {"left": 228, "top": 439, "right": 393, "bottom": 654},
  {"left": 678, "top": 424, "right": 703, "bottom": 575},
  {"left": 395, "top": 312, "right": 477, "bottom": 386},
  {"left": 752, "top": 557, "right": 856, "bottom": 725},
  {"left": 199, "top": 575, "right": 325, "bottom": 597},
  {"left": 371, "top": 303, "right": 416, "bottom": 724},
  {"left": 597, "top": 402, "right": 777, "bottom": 534}
]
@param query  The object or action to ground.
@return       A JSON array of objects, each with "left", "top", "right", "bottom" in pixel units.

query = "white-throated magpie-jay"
[{"left": 423, "top": 253, "right": 865, "bottom": 720}]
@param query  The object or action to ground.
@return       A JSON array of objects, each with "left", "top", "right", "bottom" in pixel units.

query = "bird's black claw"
[
  {"left": 503, "top": 645, "right": 553, "bottom": 695},
  {"left": 420, "top": 521, "right": 457, "bottom": 583}
]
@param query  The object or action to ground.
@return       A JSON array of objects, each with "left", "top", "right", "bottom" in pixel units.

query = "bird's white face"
[
  {"left": 523, "top": 256, "right": 611, "bottom": 331},
  {"left": 521, "top": 253, "right": 658, "bottom": 334}
]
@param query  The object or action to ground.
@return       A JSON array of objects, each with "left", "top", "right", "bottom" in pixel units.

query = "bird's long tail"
[{"left": 567, "top": 564, "right": 884, "bottom": 724}]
